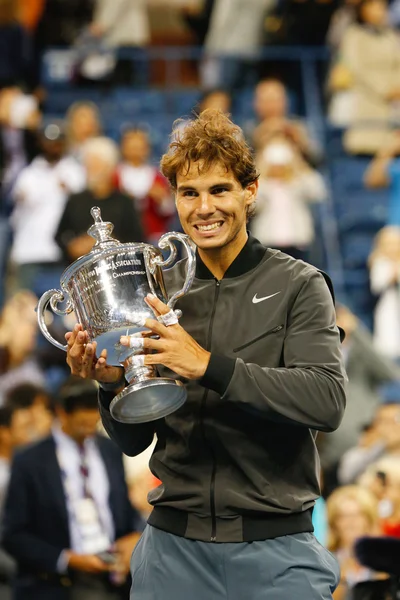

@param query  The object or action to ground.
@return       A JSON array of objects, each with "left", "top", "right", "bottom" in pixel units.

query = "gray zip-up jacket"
[{"left": 99, "top": 235, "right": 347, "bottom": 543}]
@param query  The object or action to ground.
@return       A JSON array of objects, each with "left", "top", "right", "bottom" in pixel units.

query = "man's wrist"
[
  {"left": 99, "top": 372, "right": 126, "bottom": 392},
  {"left": 199, "top": 354, "right": 236, "bottom": 396}
]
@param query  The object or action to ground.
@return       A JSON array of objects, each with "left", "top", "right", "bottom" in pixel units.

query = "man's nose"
[{"left": 196, "top": 193, "right": 215, "bottom": 217}]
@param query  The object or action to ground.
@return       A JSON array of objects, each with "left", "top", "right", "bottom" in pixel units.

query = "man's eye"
[
  {"left": 183, "top": 191, "right": 197, "bottom": 197},
  {"left": 213, "top": 188, "right": 227, "bottom": 194}
]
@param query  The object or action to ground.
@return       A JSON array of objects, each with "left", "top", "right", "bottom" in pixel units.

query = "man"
[
  {"left": 0, "top": 400, "right": 43, "bottom": 600},
  {"left": 3, "top": 379, "right": 142, "bottom": 600},
  {"left": 5, "top": 383, "right": 53, "bottom": 441},
  {"left": 55, "top": 136, "right": 143, "bottom": 262},
  {"left": 65, "top": 110, "right": 346, "bottom": 599},
  {"left": 10, "top": 121, "right": 85, "bottom": 296},
  {"left": 249, "top": 78, "right": 321, "bottom": 166}
]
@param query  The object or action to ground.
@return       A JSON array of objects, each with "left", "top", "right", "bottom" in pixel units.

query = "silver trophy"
[{"left": 37, "top": 207, "right": 196, "bottom": 424}]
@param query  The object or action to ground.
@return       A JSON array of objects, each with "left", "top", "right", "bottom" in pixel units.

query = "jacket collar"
[{"left": 195, "top": 234, "right": 267, "bottom": 280}]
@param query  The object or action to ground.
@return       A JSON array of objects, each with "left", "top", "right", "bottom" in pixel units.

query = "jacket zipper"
[
  {"left": 233, "top": 324, "right": 284, "bottom": 352},
  {"left": 200, "top": 278, "right": 220, "bottom": 542}
]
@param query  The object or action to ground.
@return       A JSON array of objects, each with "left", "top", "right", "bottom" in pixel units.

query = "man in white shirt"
[{"left": 10, "top": 122, "right": 85, "bottom": 296}]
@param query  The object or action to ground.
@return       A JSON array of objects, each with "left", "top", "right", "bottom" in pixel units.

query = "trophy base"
[{"left": 109, "top": 378, "right": 186, "bottom": 424}]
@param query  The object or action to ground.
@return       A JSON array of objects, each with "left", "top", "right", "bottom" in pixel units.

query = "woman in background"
[{"left": 327, "top": 485, "right": 381, "bottom": 599}]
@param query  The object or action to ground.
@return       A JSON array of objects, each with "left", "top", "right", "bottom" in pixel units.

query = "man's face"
[
  {"left": 175, "top": 162, "right": 257, "bottom": 251},
  {"left": 40, "top": 138, "right": 65, "bottom": 162},
  {"left": 121, "top": 132, "right": 150, "bottom": 165},
  {"left": 10, "top": 409, "right": 36, "bottom": 448},
  {"left": 84, "top": 153, "right": 113, "bottom": 189},
  {"left": 59, "top": 408, "right": 99, "bottom": 446},
  {"left": 254, "top": 82, "right": 287, "bottom": 121}
]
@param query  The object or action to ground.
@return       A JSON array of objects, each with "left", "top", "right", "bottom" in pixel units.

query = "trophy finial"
[
  {"left": 91, "top": 206, "right": 102, "bottom": 224},
  {"left": 87, "top": 206, "right": 118, "bottom": 247}
]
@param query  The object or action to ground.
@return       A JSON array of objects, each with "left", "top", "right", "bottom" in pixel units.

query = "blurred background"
[{"left": 3, "top": 0, "right": 400, "bottom": 598}]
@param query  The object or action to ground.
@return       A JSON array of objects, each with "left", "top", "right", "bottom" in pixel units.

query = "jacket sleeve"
[
  {"left": 2, "top": 454, "right": 64, "bottom": 573},
  {"left": 99, "top": 389, "right": 155, "bottom": 457},
  {"left": 201, "top": 271, "right": 347, "bottom": 432}
]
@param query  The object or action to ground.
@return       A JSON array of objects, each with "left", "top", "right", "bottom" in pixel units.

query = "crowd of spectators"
[{"left": 2, "top": 0, "right": 400, "bottom": 599}]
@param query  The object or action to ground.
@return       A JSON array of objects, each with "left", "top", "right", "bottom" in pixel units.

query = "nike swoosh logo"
[{"left": 252, "top": 291, "right": 281, "bottom": 304}]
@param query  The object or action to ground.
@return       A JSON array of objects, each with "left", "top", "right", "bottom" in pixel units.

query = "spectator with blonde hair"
[
  {"left": 55, "top": 136, "right": 143, "bottom": 262},
  {"left": 327, "top": 485, "right": 380, "bottom": 599}
]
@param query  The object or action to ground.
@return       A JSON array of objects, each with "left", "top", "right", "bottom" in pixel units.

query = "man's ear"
[{"left": 245, "top": 179, "right": 258, "bottom": 207}]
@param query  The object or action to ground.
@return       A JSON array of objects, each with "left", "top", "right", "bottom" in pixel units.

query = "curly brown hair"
[{"left": 160, "top": 109, "right": 259, "bottom": 191}]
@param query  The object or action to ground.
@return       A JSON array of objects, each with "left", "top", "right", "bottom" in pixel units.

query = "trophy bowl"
[{"left": 37, "top": 207, "right": 196, "bottom": 424}]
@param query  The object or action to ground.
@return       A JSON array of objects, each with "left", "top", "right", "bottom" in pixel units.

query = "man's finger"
[
  {"left": 143, "top": 318, "right": 167, "bottom": 337},
  {"left": 69, "top": 330, "right": 88, "bottom": 359},
  {"left": 66, "top": 323, "right": 82, "bottom": 348},
  {"left": 145, "top": 294, "right": 170, "bottom": 315},
  {"left": 80, "top": 342, "right": 96, "bottom": 377}
]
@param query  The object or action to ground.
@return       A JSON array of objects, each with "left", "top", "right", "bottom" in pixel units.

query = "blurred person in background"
[
  {"left": 0, "top": 403, "right": 36, "bottom": 600},
  {"left": 328, "top": 0, "right": 400, "bottom": 154},
  {"left": 3, "top": 378, "right": 143, "bottom": 600},
  {"left": 201, "top": 0, "right": 275, "bottom": 90},
  {"left": 0, "top": 87, "right": 41, "bottom": 212},
  {"left": 197, "top": 88, "right": 232, "bottom": 114},
  {"left": 249, "top": 79, "right": 321, "bottom": 166},
  {"left": 77, "top": 0, "right": 150, "bottom": 86},
  {"left": 0, "top": 291, "right": 45, "bottom": 405},
  {"left": 0, "top": 0, "right": 32, "bottom": 90},
  {"left": 338, "top": 400, "right": 400, "bottom": 485},
  {"left": 88, "top": 0, "right": 149, "bottom": 50},
  {"left": 0, "top": 86, "right": 41, "bottom": 308},
  {"left": 251, "top": 135, "right": 326, "bottom": 261},
  {"left": 65, "top": 101, "right": 102, "bottom": 163},
  {"left": 10, "top": 122, "right": 85, "bottom": 295},
  {"left": 55, "top": 136, "right": 143, "bottom": 263},
  {"left": 5, "top": 384, "right": 53, "bottom": 443},
  {"left": 364, "top": 133, "right": 400, "bottom": 229},
  {"left": 326, "top": 0, "right": 362, "bottom": 53},
  {"left": 116, "top": 128, "right": 175, "bottom": 244},
  {"left": 368, "top": 226, "right": 400, "bottom": 358},
  {"left": 326, "top": 485, "right": 381, "bottom": 600},
  {"left": 320, "top": 304, "right": 400, "bottom": 494},
  {"left": 368, "top": 457, "right": 400, "bottom": 536}
]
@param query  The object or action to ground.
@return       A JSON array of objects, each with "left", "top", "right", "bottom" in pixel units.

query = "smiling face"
[{"left": 175, "top": 161, "right": 257, "bottom": 253}]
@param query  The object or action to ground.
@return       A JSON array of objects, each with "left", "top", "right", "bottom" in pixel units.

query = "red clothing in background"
[{"left": 116, "top": 163, "right": 175, "bottom": 242}]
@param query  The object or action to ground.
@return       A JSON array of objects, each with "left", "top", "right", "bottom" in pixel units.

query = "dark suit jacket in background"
[{"left": 2, "top": 434, "right": 142, "bottom": 600}]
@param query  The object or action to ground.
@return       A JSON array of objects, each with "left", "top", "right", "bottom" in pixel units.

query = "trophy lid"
[{"left": 87, "top": 206, "right": 120, "bottom": 247}]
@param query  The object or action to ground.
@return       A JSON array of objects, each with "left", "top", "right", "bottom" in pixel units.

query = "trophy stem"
[{"left": 124, "top": 362, "right": 157, "bottom": 385}]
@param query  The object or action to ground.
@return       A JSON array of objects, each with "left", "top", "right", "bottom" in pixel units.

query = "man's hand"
[
  {"left": 66, "top": 552, "right": 111, "bottom": 574},
  {"left": 114, "top": 533, "right": 141, "bottom": 575},
  {"left": 120, "top": 295, "right": 211, "bottom": 380},
  {"left": 66, "top": 324, "right": 123, "bottom": 385}
]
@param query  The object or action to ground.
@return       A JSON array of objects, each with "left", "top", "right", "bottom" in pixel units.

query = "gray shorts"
[{"left": 130, "top": 525, "right": 340, "bottom": 599}]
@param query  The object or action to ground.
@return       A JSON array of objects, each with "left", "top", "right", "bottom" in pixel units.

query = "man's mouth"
[{"left": 194, "top": 221, "right": 224, "bottom": 232}]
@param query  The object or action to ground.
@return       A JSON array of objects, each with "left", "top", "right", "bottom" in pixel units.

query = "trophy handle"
[
  {"left": 153, "top": 232, "right": 196, "bottom": 309},
  {"left": 37, "top": 289, "right": 74, "bottom": 352}
]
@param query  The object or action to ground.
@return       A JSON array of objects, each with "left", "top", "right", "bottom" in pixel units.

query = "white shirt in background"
[
  {"left": 371, "top": 258, "right": 400, "bottom": 358},
  {"left": 252, "top": 171, "right": 326, "bottom": 248},
  {"left": 10, "top": 156, "right": 85, "bottom": 265}
]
